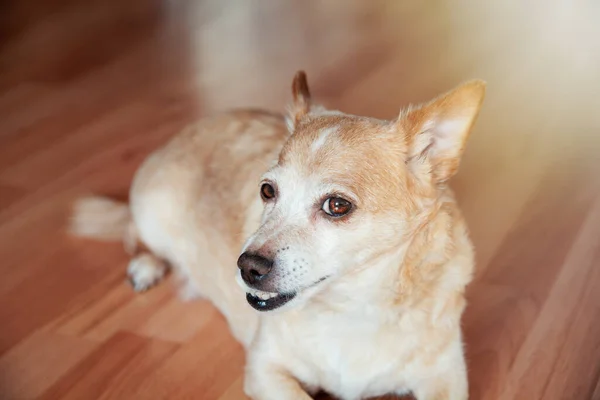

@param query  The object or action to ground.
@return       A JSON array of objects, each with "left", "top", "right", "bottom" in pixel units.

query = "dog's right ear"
[{"left": 287, "top": 71, "right": 312, "bottom": 132}]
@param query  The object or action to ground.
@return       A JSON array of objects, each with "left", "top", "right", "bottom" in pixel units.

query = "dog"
[{"left": 70, "top": 71, "right": 485, "bottom": 400}]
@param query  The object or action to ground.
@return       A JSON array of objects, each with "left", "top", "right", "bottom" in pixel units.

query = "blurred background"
[{"left": 0, "top": 1, "right": 599, "bottom": 399}]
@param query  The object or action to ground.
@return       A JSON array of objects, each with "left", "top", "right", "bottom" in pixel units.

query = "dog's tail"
[{"left": 69, "top": 196, "right": 137, "bottom": 253}]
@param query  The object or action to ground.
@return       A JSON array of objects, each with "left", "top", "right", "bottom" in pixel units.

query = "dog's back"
[
  {"left": 71, "top": 109, "right": 288, "bottom": 345},
  {"left": 129, "top": 109, "right": 287, "bottom": 259}
]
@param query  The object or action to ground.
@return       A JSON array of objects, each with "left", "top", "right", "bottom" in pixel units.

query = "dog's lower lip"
[
  {"left": 246, "top": 292, "right": 296, "bottom": 311},
  {"left": 245, "top": 276, "right": 329, "bottom": 311}
]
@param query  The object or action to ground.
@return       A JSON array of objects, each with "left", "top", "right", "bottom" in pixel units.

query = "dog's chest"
[{"left": 272, "top": 315, "right": 416, "bottom": 399}]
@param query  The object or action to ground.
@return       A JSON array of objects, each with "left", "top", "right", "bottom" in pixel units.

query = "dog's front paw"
[{"left": 127, "top": 253, "right": 167, "bottom": 292}]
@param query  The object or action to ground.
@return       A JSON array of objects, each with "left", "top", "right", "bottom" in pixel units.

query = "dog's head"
[{"left": 238, "top": 71, "right": 485, "bottom": 312}]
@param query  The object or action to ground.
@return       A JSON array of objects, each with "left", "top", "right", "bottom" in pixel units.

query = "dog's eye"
[
  {"left": 260, "top": 183, "right": 276, "bottom": 201},
  {"left": 322, "top": 197, "right": 352, "bottom": 217}
]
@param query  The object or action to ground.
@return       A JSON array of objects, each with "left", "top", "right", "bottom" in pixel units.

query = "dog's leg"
[
  {"left": 412, "top": 375, "right": 468, "bottom": 400},
  {"left": 410, "top": 339, "right": 469, "bottom": 400},
  {"left": 244, "top": 365, "right": 312, "bottom": 400},
  {"left": 127, "top": 253, "right": 168, "bottom": 292}
]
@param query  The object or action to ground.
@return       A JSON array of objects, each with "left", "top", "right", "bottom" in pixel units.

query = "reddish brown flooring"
[{"left": 1, "top": 1, "right": 599, "bottom": 399}]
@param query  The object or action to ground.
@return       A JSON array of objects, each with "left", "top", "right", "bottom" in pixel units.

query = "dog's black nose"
[{"left": 237, "top": 252, "right": 273, "bottom": 285}]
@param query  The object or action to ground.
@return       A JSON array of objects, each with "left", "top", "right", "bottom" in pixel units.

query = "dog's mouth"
[
  {"left": 245, "top": 289, "right": 296, "bottom": 311},
  {"left": 244, "top": 276, "right": 329, "bottom": 312}
]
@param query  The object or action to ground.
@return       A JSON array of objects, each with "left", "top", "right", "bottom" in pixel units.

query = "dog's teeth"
[{"left": 246, "top": 288, "right": 279, "bottom": 300}]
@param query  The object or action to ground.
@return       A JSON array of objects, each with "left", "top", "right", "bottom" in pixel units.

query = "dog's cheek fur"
[{"left": 310, "top": 213, "right": 406, "bottom": 277}]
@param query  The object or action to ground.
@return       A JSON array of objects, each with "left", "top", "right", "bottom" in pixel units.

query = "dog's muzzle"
[{"left": 237, "top": 251, "right": 297, "bottom": 311}]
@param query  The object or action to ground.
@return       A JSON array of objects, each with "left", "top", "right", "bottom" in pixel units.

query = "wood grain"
[{"left": 0, "top": 1, "right": 599, "bottom": 399}]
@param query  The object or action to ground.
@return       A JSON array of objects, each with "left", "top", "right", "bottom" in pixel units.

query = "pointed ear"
[
  {"left": 287, "top": 70, "right": 312, "bottom": 131},
  {"left": 402, "top": 80, "right": 486, "bottom": 183}
]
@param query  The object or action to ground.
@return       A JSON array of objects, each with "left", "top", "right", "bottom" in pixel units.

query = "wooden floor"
[{"left": 1, "top": 1, "right": 599, "bottom": 399}]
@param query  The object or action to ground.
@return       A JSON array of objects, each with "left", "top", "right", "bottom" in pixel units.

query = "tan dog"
[{"left": 71, "top": 72, "right": 485, "bottom": 400}]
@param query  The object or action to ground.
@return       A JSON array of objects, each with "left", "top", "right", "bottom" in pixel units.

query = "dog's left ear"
[
  {"left": 287, "top": 70, "right": 312, "bottom": 132},
  {"left": 401, "top": 80, "right": 486, "bottom": 183}
]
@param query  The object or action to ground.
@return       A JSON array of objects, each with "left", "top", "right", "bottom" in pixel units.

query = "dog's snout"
[{"left": 237, "top": 252, "right": 273, "bottom": 285}]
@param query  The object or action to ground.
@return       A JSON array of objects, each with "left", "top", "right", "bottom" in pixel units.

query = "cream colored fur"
[{"left": 70, "top": 72, "right": 485, "bottom": 400}]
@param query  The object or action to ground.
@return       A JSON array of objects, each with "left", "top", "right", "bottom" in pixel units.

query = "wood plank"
[
  {"left": 0, "top": 181, "right": 28, "bottom": 212},
  {"left": 38, "top": 331, "right": 178, "bottom": 400},
  {"left": 499, "top": 197, "right": 600, "bottom": 399},
  {"left": 128, "top": 316, "right": 244, "bottom": 399},
  {"left": 0, "top": 331, "right": 98, "bottom": 399},
  {"left": 464, "top": 160, "right": 600, "bottom": 400},
  {"left": 133, "top": 297, "right": 220, "bottom": 343}
]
